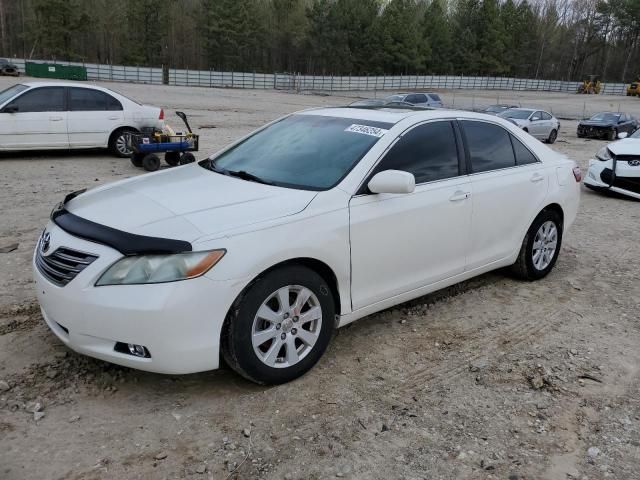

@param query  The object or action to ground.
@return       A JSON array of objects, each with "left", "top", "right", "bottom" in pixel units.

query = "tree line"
[{"left": 0, "top": 0, "right": 639, "bottom": 82}]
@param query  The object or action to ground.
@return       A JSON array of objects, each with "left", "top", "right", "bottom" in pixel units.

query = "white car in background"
[
  {"left": 499, "top": 108, "right": 560, "bottom": 144},
  {"left": 0, "top": 82, "right": 164, "bottom": 157},
  {"left": 584, "top": 130, "right": 640, "bottom": 199},
  {"left": 33, "top": 106, "right": 580, "bottom": 384}
]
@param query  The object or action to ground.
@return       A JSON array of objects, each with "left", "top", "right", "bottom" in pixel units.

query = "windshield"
[
  {"left": 499, "top": 109, "right": 534, "bottom": 120},
  {"left": 631, "top": 129, "right": 640, "bottom": 138},
  {"left": 204, "top": 114, "right": 392, "bottom": 190},
  {"left": 384, "top": 95, "right": 404, "bottom": 102},
  {"left": 485, "top": 105, "right": 505, "bottom": 113},
  {"left": 590, "top": 113, "right": 619, "bottom": 122},
  {"left": 0, "top": 84, "right": 28, "bottom": 106}
]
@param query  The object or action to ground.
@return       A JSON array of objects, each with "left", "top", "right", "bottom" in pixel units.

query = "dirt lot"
[{"left": 1, "top": 78, "right": 639, "bottom": 480}]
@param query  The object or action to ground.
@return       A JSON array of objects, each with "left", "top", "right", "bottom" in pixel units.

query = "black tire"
[
  {"left": 165, "top": 151, "right": 180, "bottom": 166},
  {"left": 221, "top": 266, "right": 335, "bottom": 385},
  {"left": 130, "top": 152, "right": 144, "bottom": 168},
  {"left": 142, "top": 153, "right": 161, "bottom": 172},
  {"left": 179, "top": 152, "right": 196, "bottom": 165},
  {"left": 510, "top": 209, "right": 563, "bottom": 281},
  {"left": 547, "top": 129, "right": 558, "bottom": 144},
  {"left": 607, "top": 129, "right": 617, "bottom": 141},
  {"left": 109, "top": 128, "right": 137, "bottom": 158},
  {"left": 523, "top": 127, "right": 529, "bottom": 133}
]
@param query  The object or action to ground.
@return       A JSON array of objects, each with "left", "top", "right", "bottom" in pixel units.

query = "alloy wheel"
[
  {"left": 532, "top": 220, "right": 558, "bottom": 270},
  {"left": 251, "top": 285, "right": 322, "bottom": 368}
]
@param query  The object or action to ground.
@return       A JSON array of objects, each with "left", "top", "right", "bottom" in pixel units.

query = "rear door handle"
[
  {"left": 108, "top": 116, "right": 119, "bottom": 120},
  {"left": 530, "top": 173, "right": 545, "bottom": 183},
  {"left": 449, "top": 190, "right": 471, "bottom": 202},
  {"left": 49, "top": 116, "right": 64, "bottom": 121}
]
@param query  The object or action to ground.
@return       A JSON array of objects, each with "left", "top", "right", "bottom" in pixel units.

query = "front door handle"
[
  {"left": 530, "top": 173, "right": 545, "bottom": 183},
  {"left": 108, "top": 116, "right": 119, "bottom": 120},
  {"left": 449, "top": 190, "right": 471, "bottom": 202},
  {"left": 49, "top": 116, "right": 64, "bottom": 121}
]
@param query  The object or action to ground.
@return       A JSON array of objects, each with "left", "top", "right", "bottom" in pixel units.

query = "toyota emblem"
[{"left": 41, "top": 231, "right": 51, "bottom": 254}]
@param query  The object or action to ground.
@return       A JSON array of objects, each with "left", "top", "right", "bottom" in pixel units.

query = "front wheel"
[
  {"left": 510, "top": 210, "right": 563, "bottom": 281},
  {"left": 607, "top": 129, "right": 617, "bottom": 141},
  {"left": 221, "top": 266, "right": 335, "bottom": 384}
]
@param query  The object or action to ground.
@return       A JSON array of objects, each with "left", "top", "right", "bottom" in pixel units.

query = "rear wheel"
[
  {"left": 510, "top": 210, "right": 563, "bottom": 281},
  {"left": 165, "top": 151, "right": 180, "bottom": 166},
  {"left": 221, "top": 266, "right": 335, "bottom": 384},
  {"left": 142, "top": 153, "right": 161, "bottom": 172},
  {"left": 109, "top": 128, "right": 137, "bottom": 158},
  {"left": 547, "top": 129, "right": 558, "bottom": 144},
  {"left": 180, "top": 152, "right": 196, "bottom": 165},
  {"left": 130, "top": 152, "right": 144, "bottom": 168}
]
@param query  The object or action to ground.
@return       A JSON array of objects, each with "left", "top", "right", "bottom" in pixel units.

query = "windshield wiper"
[
  {"left": 207, "top": 159, "right": 273, "bottom": 185},
  {"left": 225, "top": 169, "right": 273, "bottom": 185}
]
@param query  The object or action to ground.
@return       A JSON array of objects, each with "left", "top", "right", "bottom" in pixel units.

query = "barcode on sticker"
[{"left": 345, "top": 124, "right": 388, "bottom": 138}]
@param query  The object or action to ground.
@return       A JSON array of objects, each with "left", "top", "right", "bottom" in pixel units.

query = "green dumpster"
[{"left": 25, "top": 62, "right": 87, "bottom": 81}]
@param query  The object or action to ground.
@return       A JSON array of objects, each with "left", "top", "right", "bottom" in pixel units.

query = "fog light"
[
  {"left": 128, "top": 344, "right": 149, "bottom": 357},
  {"left": 114, "top": 341, "right": 151, "bottom": 358}
]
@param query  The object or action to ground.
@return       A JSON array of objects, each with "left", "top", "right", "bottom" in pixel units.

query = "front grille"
[
  {"left": 36, "top": 242, "right": 98, "bottom": 287},
  {"left": 600, "top": 167, "right": 640, "bottom": 194}
]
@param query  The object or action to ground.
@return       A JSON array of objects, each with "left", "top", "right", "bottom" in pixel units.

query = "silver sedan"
[{"left": 499, "top": 108, "right": 560, "bottom": 144}]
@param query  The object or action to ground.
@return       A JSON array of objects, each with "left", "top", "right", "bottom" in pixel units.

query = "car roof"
[
  {"left": 298, "top": 106, "right": 513, "bottom": 125},
  {"left": 21, "top": 81, "right": 113, "bottom": 92}
]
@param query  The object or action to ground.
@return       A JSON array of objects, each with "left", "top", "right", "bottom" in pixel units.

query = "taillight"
[
  {"left": 572, "top": 166, "right": 582, "bottom": 182},
  {"left": 159, "top": 109, "right": 164, "bottom": 120}
]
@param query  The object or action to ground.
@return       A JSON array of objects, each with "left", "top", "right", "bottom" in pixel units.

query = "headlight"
[
  {"left": 96, "top": 249, "right": 226, "bottom": 286},
  {"left": 596, "top": 146, "right": 612, "bottom": 161}
]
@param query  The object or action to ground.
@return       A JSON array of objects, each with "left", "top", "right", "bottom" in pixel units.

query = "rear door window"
[
  {"left": 10, "top": 87, "right": 65, "bottom": 112},
  {"left": 510, "top": 135, "right": 538, "bottom": 165},
  {"left": 69, "top": 88, "right": 123, "bottom": 111},
  {"left": 413, "top": 94, "right": 428, "bottom": 103},
  {"left": 541, "top": 112, "right": 552, "bottom": 120},
  {"left": 370, "top": 121, "right": 460, "bottom": 184},
  {"left": 428, "top": 93, "right": 441, "bottom": 102},
  {"left": 461, "top": 121, "right": 516, "bottom": 173}
]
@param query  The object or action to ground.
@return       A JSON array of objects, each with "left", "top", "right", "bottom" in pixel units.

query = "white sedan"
[
  {"left": 584, "top": 130, "right": 640, "bottom": 199},
  {"left": 33, "top": 107, "right": 581, "bottom": 384},
  {"left": 499, "top": 108, "right": 560, "bottom": 144},
  {"left": 0, "top": 81, "right": 163, "bottom": 157}
]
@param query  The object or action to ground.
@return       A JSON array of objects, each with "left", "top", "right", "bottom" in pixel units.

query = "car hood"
[
  {"left": 579, "top": 120, "right": 615, "bottom": 127},
  {"left": 505, "top": 118, "right": 527, "bottom": 126},
  {"left": 65, "top": 164, "right": 318, "bottom": 242},
  {"left": 607, "top": 138, "right": 640, "bottom": 156}
]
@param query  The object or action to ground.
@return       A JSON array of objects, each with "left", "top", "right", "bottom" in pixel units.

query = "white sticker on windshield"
[{"left": 345, "top": 124, "right": 388, "bottom": 138}]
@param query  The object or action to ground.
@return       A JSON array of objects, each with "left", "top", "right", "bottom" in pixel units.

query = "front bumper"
[
  {"left": 577, "top": 125, "right": 613, "bottom": 139},
  {"left": 584, "top": 159, "right": 640, "bottom": 200},
  {"left": 33, "top": 223, "right": 247, "bottom": 374}
]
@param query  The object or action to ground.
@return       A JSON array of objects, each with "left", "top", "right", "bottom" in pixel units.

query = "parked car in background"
[
  {"left": 34, "top": 106, "right": 580, "bottom": 384},
  {"left": 499, "top": 108, "right": 560, "bottom": 144},
  {"left": 577, "top": 112, "right": 637, "bottom": 140},
  {"left": 584, "top": 129, "right": 640, "bottom": 199},
  {"left": 349, "top": 99, "right": 415, "bottom": 108},
  {"left": 0, "top": 58, "right": 19, "bottom": 76},
  {"left": 481, "top": 104, "right": 519, "bottom": 115},
  {"left": 0, "top": 82, "right": 164, "bottom": 157},
  {"left": 384, "top": 92, "right": 443, "bottom": 108}
]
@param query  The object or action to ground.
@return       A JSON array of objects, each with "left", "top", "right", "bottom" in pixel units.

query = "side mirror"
[
  {"left": 2, "top": 105, "right": 18, "bottom": 113},
  {"left": 531, "top": 116, "right": 540, "bottom": 122},
  {"left": 618, "top": 131, "right": 628, "bottom": 139},
  {"left": 368, "top": 170, "right": 415, "bottom": 195}
]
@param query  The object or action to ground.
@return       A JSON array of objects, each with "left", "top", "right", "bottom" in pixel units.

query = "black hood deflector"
[{"left": 52, "top": 208, "right": 193, "bottom": 255}]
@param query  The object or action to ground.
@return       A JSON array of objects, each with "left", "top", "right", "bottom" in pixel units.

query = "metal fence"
[{"left": 7, "top": 58, "right": 629, "bottom": 96}]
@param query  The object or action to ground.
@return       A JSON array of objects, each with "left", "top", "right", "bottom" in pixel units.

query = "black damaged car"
[{"left": 577, "top": 112, "right": 638, "bottom": 140}]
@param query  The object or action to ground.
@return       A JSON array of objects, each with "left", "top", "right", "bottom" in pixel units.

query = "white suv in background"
[
  {"left": 0, "top": 82, "right": 164, "bottom": 157},
  {"left": 385, "top": 92, "right": 444, "bottom": 108}
]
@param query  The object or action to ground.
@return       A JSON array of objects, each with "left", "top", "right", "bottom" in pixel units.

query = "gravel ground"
[{"left": 0, "top": 77, "right": 639, "bottom": 480}]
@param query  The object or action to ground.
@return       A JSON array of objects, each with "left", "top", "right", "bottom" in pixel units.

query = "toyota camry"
[{"left": 34, "top": 106, "right": 581, "bottom": 384}]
